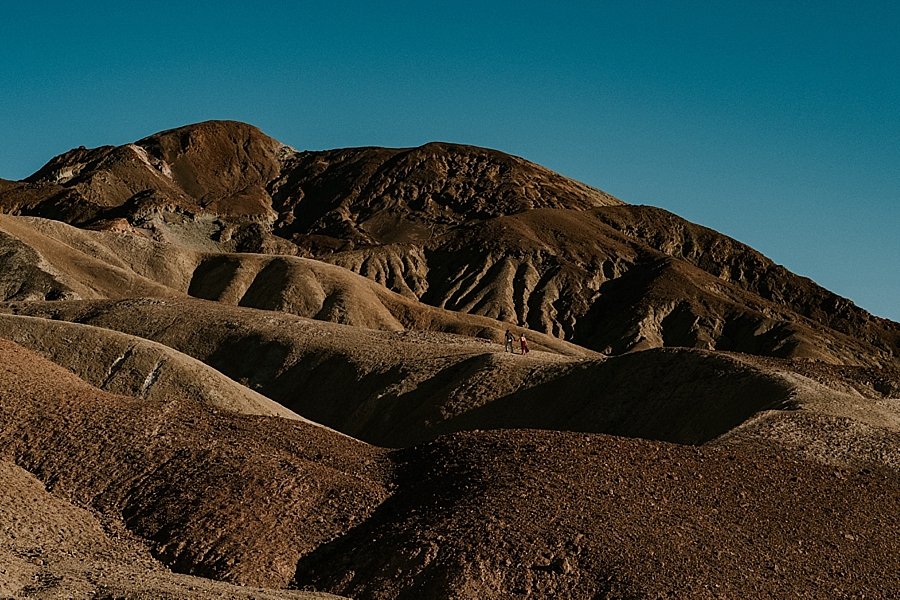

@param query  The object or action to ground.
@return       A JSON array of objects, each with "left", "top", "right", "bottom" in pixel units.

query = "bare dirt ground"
[
  {"left": 0, "top": 461, "right": 344, "bottom": 600},
  {"left": 3, "top": 339, "right": 900, "bottom": 598},
  {"left": 0, "top": 339, "right": 388, "bottom": 591},
  {"left": 297, "top": 430, "right": 900, "bottom": 599}
]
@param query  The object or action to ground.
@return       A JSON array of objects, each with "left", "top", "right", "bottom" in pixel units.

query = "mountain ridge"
[{"left": 2, "top": 120, "right": 895, "bottom": 368}]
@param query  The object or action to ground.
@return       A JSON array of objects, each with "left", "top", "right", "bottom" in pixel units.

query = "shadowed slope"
[
  {"left": 0, "top": 461, "right": 344, "bottom": 599},
  {"left": 2, "top": 298, "right": 583, "bottom": 446},
  {"left": 7, "top": 298, "right": 900, "bottom": 460},
  {"left": 0, "top": 339, "right": 387, "bottom": 589},
  {"left": 293, "top": 430, "right": 900, "bottom": 599}
]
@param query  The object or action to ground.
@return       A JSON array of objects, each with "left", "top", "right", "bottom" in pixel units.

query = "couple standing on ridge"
[{"left": 505, "top": 329, "right": 529, "bottom": 355}]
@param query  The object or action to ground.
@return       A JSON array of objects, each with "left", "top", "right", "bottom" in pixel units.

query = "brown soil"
[
  {"left": 0, "top": 339, "right": 388, "bottom": 589},
  {"left": 4, "top": 339, "right": 900, "bottom": 598},
  {"left": 297, "top": 430, "right": 900, "bottom": 599},
  {"left": 0, "top": 460, "right": 344, "bottom": 599}
]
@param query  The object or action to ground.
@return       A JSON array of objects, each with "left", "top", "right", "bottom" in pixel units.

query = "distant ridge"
[{"left": 0, "top": 120, "right": 897, "bottom": 367}]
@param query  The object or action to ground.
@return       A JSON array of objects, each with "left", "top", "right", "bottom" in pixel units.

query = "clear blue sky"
[{"left": 2, "top": 1, "right": 897, "bottom": 321}]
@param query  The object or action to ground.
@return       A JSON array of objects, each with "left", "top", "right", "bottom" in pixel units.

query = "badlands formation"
[{"left": 1, "top": 121, "right": 899, "bottom": 598}]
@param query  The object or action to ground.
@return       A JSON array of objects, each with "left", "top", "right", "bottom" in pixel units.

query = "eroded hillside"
[{"left": 2, "top": 120, "right": 895, "bottom": 366}]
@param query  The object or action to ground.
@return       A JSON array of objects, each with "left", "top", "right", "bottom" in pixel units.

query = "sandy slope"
[
  {"left": 0, "top": 461, "right": 344, "bottom": 600},
  {"left": 3, "top": 343, "right": 900, "bottom": 598}
]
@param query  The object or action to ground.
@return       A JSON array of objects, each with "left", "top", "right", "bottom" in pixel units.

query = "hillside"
[
  {"left": 1, "top": 120, "right": 899, "bottom": 598},
  {"left": 2, "top": 121, "right": 895, "bottom": 366},
  {"left": 3, "top": 340, "right": 900, "bottom": 598}
]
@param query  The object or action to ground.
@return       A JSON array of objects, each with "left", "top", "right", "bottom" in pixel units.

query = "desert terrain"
[{"left": 1, "top": 120, "right": 899, "bottom": 598}]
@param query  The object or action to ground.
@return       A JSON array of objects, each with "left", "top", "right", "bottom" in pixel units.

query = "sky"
[{"left": 1, "top": 1, "right": 898, "bottom": 321}]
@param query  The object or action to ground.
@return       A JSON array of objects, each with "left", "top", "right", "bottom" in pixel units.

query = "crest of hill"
[
  {"left": 0, "top": 120, "right": 620, "bottom": 247},
  {"left": 268, "top": 140, "right": 622, "bottom": 250}
]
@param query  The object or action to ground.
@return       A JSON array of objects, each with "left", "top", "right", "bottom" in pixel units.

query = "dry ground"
[{"left": 3, "top": 339, "right": 900, "bottom": 598}]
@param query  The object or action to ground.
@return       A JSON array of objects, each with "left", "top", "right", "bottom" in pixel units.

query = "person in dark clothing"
[{"left": 505, "top": 330, "right": 515, "bottom": 353}]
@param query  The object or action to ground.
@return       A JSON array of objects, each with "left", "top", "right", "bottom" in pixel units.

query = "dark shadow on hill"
[
  {"left": 432, "top": 348, "right": 797, "bottom": 445},
  {"left": 292, "top": 437, "right": 644, "bottom": 600}
]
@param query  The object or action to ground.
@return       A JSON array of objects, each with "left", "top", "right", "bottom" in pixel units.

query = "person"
[
  {"left": 520, "top": 332, "right": 529, "bottom": 355},
  {"left": 505, "top": 330, "right": 514, "bottom": 353}
]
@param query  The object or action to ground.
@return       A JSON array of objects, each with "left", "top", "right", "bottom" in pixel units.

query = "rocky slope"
[
  {"left": 0, "top": 461, "right": 343, "bottom": 600},
  {"left": 0, "top": 213, "right": 590, "bottom": 356},
  {"left": 322, "top": 205, "right": 900, "bottom": 365},
  {"left": 2, "top": 121, "right": 895, "bottom": 367},
  {"left": 4, "top": 339, "right": 900, "bottom": 598}
]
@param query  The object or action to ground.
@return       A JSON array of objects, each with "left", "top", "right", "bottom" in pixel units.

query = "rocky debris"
[{"left": 295, "top": 429, "right": 900, "bottom": 599}]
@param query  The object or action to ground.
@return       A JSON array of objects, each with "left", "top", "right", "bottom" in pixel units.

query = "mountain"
[
  {"left": 2, "top": 120, "right": 896, "bottom": 367},
  {"left": 1, "top": 120, "right": 899, "bottom": 598}
]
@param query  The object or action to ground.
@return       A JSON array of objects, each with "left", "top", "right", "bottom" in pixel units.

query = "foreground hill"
[
  {"left": 5, "top": 297, "right": 900, "bottom": 473},
  {"left": 2, "top": 339, "right": 900, "bottom": 598},
  {"left": 0, "top": 339, "right": 385, "bottom": 591}
]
